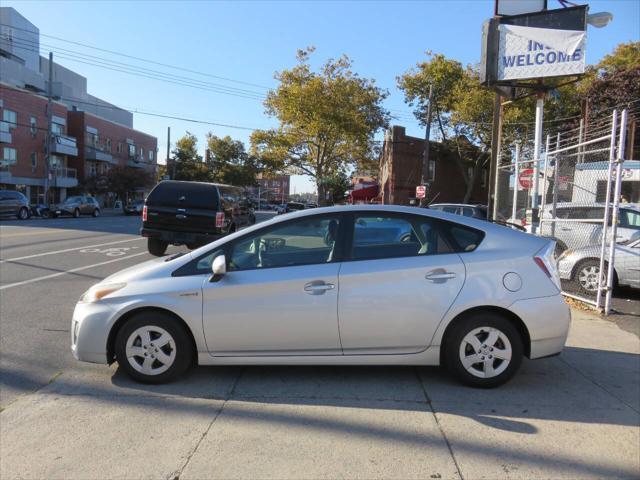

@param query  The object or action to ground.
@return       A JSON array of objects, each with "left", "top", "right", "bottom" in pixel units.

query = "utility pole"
[
  {"left": 166, "top": 126, "right": 172, "bottom": 179},
  {"left": 420, "top": 83, "right": 434, "bottom": 206},
  {"left": 488, "top": 92, "right": 503, "bottom": 220},
  {"left": 43, "top": 52, "right": 54, "bottom": 205}
]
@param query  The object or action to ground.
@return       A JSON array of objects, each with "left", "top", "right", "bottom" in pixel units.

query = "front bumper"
[{"left": 71, "top": 301, "right": 117, "bottom": 364}]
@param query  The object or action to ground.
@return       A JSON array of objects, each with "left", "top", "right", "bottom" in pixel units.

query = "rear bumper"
[
  {"left": 509, "top": 294, "right": 571, "bottom": 359},
  {"left": 141, "top": 227, "right": 223, "bottom": 246}
]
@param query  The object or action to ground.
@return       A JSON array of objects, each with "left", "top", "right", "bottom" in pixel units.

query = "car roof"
[{"left": 429, "top": 203, "right": 485, "bottom": 208}]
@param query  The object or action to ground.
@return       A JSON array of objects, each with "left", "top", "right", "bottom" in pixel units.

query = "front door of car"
[
  {"left": 201, "top": 214, "right": 344, "bottom": 355},
  {"left": 338, "top": 213, "right": 466, "bottom": 354}
]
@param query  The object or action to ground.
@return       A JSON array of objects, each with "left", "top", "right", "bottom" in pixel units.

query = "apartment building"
[{"left": 0, "top": 7, "right": 157, "bottom": 205}]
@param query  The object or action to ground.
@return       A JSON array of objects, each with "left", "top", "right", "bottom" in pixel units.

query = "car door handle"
[
  {"left": 425, "top": 271, "right": 457, "bottom": 282},
  {"left": 304, "top": 282, "right": 335, "bottom": 294}
]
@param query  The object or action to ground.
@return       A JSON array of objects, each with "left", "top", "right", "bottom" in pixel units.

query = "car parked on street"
[
  {"left": 52, "top": 196, "right": 100, "bottom": 218},
  {"left": 72, "top": 205, "right": 569, "bottom": 388},
  {"left": 141, "top": 180, "right": 255, "bottom": 256},
  {"left": 276, "top": 202, "right": 306, "bottom": 214},
  {"left": 429, "top": 203, "right": 524, "bottom": 231},
  {"left": 0, "top": 190, "right": 30, "bottom": 219},
  {"left": 558, "top": 232, "right": 640, "bottom": 294},
  {"left": 124, "top": 199, "right": 145, "bottom": 215}
]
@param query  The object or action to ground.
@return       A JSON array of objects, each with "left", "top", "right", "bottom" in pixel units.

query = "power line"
[{"left": 0, "top": 22, "right": 271, "bottom": 90}]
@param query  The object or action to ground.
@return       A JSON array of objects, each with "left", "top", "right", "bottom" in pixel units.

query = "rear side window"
[
  {"left": 442, "top": 224, "right": 485, "bottom": 252},
  {"left": 147, "top": 182, "right": 219, "bottom": 210}
]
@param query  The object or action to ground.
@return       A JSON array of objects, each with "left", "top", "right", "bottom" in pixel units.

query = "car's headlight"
[{"left": 80, "top": 283, "right": 126, "bottom": 303}]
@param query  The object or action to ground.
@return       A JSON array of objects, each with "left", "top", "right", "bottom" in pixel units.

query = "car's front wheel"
[
  {"left": 92, "top": 208, "right": 100, "bottom": 217},
  {"left": 115, "top": 311, "right": 194, "bottom": 384},
  {"left": 573, "top": 259, "right": 613, "bottom": 295},
  {"left": 73, "top": 208, "right": 80, "bottom": 218},
  {"left": 17, "top": 207, "right": 30, "bottom": 220},
  {"left": 444, "top": 312, "right": 523, "bottom": 388}
]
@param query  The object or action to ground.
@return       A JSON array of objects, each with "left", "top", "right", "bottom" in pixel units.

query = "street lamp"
[{"left": 587, "top": 11, "right": 613, "bottom": 28}]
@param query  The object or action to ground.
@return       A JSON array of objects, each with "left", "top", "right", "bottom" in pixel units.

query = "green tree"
[
  {"left": 170, "top": 132, "right": 209, "bottom": 181},
  {"left": 322, "top": 171, "right": 351, "bottom": 204},
  {"left": 206, "top": 134, "right": 259, "bottom": 187},
  {"left": 250, "top": 47, "right": 389, "bottom": 205},
  {"left": 106, "top": 166, "right": 155, "bottom": 205}
]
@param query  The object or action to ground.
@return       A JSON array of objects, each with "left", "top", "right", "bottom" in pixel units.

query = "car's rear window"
[
  {"left": 442, "top": 223, "right": 485, "bottom": 252},
  {"left": 146, "top": 181, "right": 219, "bottom": 210}
]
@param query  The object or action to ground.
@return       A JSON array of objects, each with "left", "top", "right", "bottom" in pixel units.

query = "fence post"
[
  {"left": 596, "top": 110, "right": 618, "bottom": 311},
  {"left": 541, "top": 135, "right": 551, "bottom": 210},
  {"left": 605, "top": 109, "right": 628, "bottom": 315},
  {"left": 531, "top": 94, "right": 544, "bottom": 234},
  {"left": 511, "top": 143, "right": 519, "bottom": 223},
  {"left": 551, "top": 133, "right": 560, "bottom": 238}
]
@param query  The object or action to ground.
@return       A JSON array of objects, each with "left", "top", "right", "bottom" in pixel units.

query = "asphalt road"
[{"left": 0, "top": 212, "right": 274, "bottom": 408}]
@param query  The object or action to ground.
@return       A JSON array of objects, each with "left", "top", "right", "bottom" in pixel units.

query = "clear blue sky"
[{"left": 5, "top": 0, "right": 639, "bottom": 193}]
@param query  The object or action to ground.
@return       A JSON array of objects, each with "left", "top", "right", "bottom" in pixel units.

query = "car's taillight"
[
  {"left": 534, "top": 241, "right": 561, "bottom": 290},
  {"left": 142, "top": 205, "right": 147, "bottom": 222},
  {"left": 215, "top": 212, "right": 224, "bottom": 228}
]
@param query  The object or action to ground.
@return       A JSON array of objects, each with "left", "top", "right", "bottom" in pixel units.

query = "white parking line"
[
  {"left": 0, "top": 237, "right": 144, "bottom": 263},
  {"left": 0, "top": 252, "right": 148, "bottom": 291}
]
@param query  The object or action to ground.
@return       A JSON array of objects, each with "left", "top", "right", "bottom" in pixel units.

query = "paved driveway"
[{"left": 1, "top": 215, "right": 638, "bottom": 479}]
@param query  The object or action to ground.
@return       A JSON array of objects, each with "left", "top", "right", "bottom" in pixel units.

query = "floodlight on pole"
[{"left": 587, "top": 11, "right": 613, "bottom": 28}]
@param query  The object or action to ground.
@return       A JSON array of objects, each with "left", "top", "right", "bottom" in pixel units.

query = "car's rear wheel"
[
  {"left": 444, "top": 312, "right": 523, "bottom": 388},
  {"left": 147, "top": 238, "right": 168, "bottom": 256},
  {"left": 572, "top": 259, "right": 614, "bottom": 295},
  {"left": 73, "top": 208, "right": 80, "bottom": 218},
  {"left": 18, "top": 207, "right": 30, "bottom": 220},
  {"left": 115, "top": 312, "right": 193, "bottom": 384}
]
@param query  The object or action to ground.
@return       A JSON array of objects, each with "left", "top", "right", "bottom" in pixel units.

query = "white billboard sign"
[
  {"left": 496, "top": 0, "right": 546, "bottom": 16},
  {"left": 497, "top": 24, "right": 586, "bottom": 81}
]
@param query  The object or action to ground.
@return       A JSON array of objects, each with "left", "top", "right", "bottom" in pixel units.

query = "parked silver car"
[
  {"left": 52, "top": 195, "right": 101, "bottom": 218},
  {"left": 71, "top": 205, "right": 570, "bottom": 388},
  {"left": 558, "top": 233, "right": 640, "bottom": 294}
]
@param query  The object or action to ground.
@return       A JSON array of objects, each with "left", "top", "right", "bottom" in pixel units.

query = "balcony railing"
[
  {"left": 85, "top": 146, "right": 115, "bottom": 163},
  {"left": 127, "top": 155, "right": 150, "bottom": 168},
  {"left": 51, "top": 135, "right": 78, "bottom": 156},
  {"left": 52, "top": 167, "right": 78, "bottom": 188}
]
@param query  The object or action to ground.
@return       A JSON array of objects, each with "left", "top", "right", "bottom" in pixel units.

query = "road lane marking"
[
  {"left": 0, "top": 252, "right": 148, "bottom": 291},
  {"left": 0, "top": 237, "right": 144, "bottom": 263},
  {"left": 0, "top": 229, "right": 79, "bottom": 238}
]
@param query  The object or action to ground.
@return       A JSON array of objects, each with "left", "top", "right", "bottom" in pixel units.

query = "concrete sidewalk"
[{"left": 1, "top": 310, "right": 638, "bottom": 480}]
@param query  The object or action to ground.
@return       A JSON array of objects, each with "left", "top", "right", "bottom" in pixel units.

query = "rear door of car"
[
  {"left": 0, "top": 191, "right": 15, "bottom": 216},
  {"left": 337, "top": 212, "right": 467, "bottom": 354}
]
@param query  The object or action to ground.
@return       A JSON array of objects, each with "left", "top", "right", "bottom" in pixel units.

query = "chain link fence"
[{"left": 494, "top": 110, "right": 632, "bottom": 313}]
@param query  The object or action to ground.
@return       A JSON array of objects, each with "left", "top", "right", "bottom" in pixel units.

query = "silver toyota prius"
[{"left": 71, "top": 205, "right": 570, "bottom": 388}]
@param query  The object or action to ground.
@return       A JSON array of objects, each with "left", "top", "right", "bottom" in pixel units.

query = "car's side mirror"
[{"left": 210, "top": 255, "right": 226, "bottom": 282}]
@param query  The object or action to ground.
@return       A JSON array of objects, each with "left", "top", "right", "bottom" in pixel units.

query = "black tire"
[
  {"left": 444, "top": 311, "right": 524, "bottom": 388},
  {"left": 147, "top": 238, "right": 168, "bottom": 256},
  {"left": 17, "top": 207, "right": 30, "bottom": 220},
  {"left": 114, "top": 311, "right": 194, "bottom": 384},
  {"left": 73, "top": 208, "right": 80, "bottom": 218},
  {"left": 92, "top": 208, "right": 100, "bottom": 217},
  {"left": 41, "top": 209, "right": 50, "bottom": 219}
]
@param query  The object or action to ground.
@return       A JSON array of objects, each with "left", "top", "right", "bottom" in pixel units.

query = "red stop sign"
[{"left": 518, "top": 169, "right": 534, "bottom": 189}]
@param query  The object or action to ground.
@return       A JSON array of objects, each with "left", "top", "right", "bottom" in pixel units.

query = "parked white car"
[{"left": 71, "top": 205, "right": 570, "bottom": 388}]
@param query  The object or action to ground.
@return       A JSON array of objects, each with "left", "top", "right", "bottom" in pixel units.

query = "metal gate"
[{"left": 495, "top": 109, "right": 631, "bottom": 314}]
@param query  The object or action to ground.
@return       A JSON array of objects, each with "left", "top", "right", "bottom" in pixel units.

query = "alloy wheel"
[
  {"left": 578, "top": 265, "right": 602, "bottom": 292},
  {"left": 125, "top": 325, "right": 177, "bottom": 375},
  {"left": 459, "top": 327, "right": 512, "bottom": 379}
]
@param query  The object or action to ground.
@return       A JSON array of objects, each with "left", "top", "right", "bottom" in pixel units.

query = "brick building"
[
  {"left": 379, "top": 126, "right": 489, "bottom": 206},
  {"left": 247, "top": 174, "right": 290, "bottom": 204},
  {"left": 0, "top": 7, "right": 157, "bottom": 205},
  {"left": 1, "top": 84, "right": 78, "bottom": 203}
]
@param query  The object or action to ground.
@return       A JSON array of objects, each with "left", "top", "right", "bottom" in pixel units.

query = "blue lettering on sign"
[
  {"left": 503, "top": 47, "right": 582, "bottom": 69},
  {"left": 517, "top": 55, "right": 525, "bottom": 66},
  {"left": 503, "top": 56, "right": 517, "bottom": 67},
  {"left": 572, "top": 49, "right": 582, "bottom": 61},
  {"left": 535, "top": 52, "right": 545, "bottom": 64},
  {"left": 546, "top": 51, "right": 557, "bottom": 63}
]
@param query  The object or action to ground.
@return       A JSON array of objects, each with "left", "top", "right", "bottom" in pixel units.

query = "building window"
[
  {"left": 148, "top": 149, "right": 154, "bottom": 161},
  {"left": 428, "top": 159, "right": 436, "bottom": 182},
  {"left": 481, "top": 169, "right": 488, "bottom": 187},
  {"left": 50, "top": 155, "right": 63, "bottom": 169},
  {"left": 30, "top": 117, "right": 37, "bottom": 137},
  {"left": 467, "top": 166, "right": 474, "bottom": 183},
  {"left": 105, "top": 138, "right": 111, "bottom": 152},
  {"left": 52, "top": 123, "right": 64, "bottom": 136},
  {"left": 3, "top": 109, "right": 17, "bottom": 129},
  {"left": 2, "top": 147, "right": 17, "bottom": 165},
  {"left": 128, "top": 144, "right": 136, "bottom": 158},
  {"left": 139, "top": 146, "right": 144, "bottom": 158},
  {"left": 117, "top": 142, "right": 123, "bottom": 154},
  {"left": 31, "top": 152, "right": 37, "bottom": 171}
]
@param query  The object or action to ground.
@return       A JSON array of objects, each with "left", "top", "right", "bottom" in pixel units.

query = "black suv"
[
  {"left": 0, "top": 190, "right": 30, "bottom": 219},
  {"left": 141, "top": 180, "right": 255, "bottom": 256}
]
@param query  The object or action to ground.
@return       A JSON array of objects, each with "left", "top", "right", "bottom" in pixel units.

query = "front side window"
[
  {"left": 229, "top": 216, "right": 341, "bottom": 271},
  {"left": 2, "top": 147, "right": 17, "bottom": 165},
  {"left": 351, "top": 214, "right": 452, "bottom": 260},
  {"left": 619, "top": 209, "right": 640, "bottom": 229},
  {"left": 3, "top": 109, "right": 17, "bottom": 129}
]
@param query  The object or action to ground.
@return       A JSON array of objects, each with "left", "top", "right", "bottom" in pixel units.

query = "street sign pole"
[
  {"left": 530, "top": 92, "right": 544, "bottom": 234},
  {"left": 420, "top": 83, "right": 433, "bottom": 207}
]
